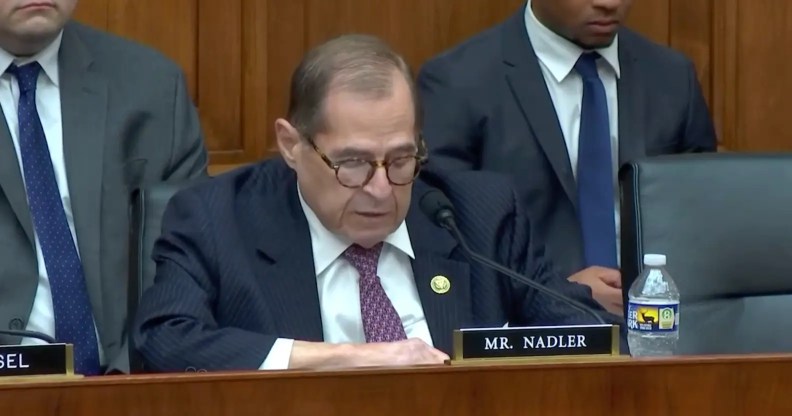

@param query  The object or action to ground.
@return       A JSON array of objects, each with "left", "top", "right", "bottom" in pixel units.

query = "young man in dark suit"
[
  {"left": 418, "top": 0, "right": 717, "bottom": 316},
  {"left": 133, "top": 34, "right": 621, "bottom": 372}
]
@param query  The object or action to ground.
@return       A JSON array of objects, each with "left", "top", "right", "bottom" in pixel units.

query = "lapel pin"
[{"left": 430, "top": 275, "right": 450, "bottom": 294}]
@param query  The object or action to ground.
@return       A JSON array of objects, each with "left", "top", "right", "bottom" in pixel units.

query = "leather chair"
[
  {"left": 127, "top": 180, "right": 203, "bottom": 371},
  {"left": 620, "top": 153, "right": 792, "bottom": 354}
]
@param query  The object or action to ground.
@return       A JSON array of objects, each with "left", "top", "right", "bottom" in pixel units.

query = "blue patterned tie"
[
  {"left": 7, "top": 62, "right": 101, "bottom": 375},
  {"left": 574, "top": 53, "right": 618, "bottom": 268}
]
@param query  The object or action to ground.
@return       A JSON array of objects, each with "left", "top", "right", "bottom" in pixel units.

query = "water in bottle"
[{"left": 627, "top": 254, "right": 679, "bottom": 356}]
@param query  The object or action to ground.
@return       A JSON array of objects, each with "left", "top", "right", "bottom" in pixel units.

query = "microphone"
[
  {"left": 419, "top": 189, "right": 606, "bottom": 325},
  {"left": 0, "top": 329, "right": 57, "bottom": 344}
]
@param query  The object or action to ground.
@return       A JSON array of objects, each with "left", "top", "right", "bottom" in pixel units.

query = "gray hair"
[{"left": 286, "top": 34, "right": 420, "bottom": 139}]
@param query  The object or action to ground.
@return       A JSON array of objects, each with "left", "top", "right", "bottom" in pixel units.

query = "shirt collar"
[
  {"left": 0, "top": 30, "right": 63, "bottom": 86},
  {"left": 524, "top": 0, "right": 620, "bottom": 82},
  {"left": 297, "top": 185, "right": 415, "bottom": 276}
]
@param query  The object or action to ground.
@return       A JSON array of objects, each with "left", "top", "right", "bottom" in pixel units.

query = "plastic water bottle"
[{"left": 627, "top": 254, "right": 679, "bottom": 356}]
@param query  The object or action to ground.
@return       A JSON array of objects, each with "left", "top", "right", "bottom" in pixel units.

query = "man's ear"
[{"left": 275, "top": 119, "right": 302, "bottom": 168}]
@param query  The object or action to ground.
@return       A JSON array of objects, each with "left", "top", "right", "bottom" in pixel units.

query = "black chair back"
[
  {"left": 127, "top": 181, "right": 198, "bottom": 371},
  {"left": 620, "top": 153, "right": 792, "bottom": 354}
]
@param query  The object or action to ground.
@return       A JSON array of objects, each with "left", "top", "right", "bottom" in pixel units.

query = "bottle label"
[{"left": 627, "top": 301, "right": 679, "bottom": 332}]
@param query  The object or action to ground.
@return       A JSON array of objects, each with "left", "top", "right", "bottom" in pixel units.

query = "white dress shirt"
[
  {"left": 0, "top": 32, "right": 104, "bottom": 364},
  {"left": 524, "top": 0, "right": 622, "bottom": 260},
  {"left": 260, "top": 186, "right": 433, "bottom": 369}
]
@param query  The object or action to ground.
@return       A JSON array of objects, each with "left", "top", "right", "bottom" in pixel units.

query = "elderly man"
[
  {"left": 418, "top": 0, "right": 717, "bottom": 316},
  {"left": 0, "top": 0, "right": 208, "bottom": 375},
  {"left": 133, "top": 34, "right": 621, "bottom": 372}
]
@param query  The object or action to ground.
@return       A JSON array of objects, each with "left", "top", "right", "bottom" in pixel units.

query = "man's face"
[
  {"left": 288, "top": 71, "right": 419, "bottom": 248},
  {"left": 0, "top": 0, "right": 77, "bottom": 55},
  {"left": 532, "top": 0, "right": 633, "bottom": 49}
]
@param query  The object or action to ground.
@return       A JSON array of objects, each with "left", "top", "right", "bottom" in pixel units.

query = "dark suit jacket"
[
  {"left": 417, "top": 6, "right": 717, "bottom": 278},
  {"left": 0, "top": 21, "right": 208, "bottom": 373},
  {"left": 132, "top": 158, "right": 622, "bottom": 372}
]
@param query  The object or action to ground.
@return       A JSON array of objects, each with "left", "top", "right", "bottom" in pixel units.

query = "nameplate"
[
  {"left": 0, "top": 344, "right": 73, "bottom": 377},
  {"left": 452, "top": 324, "right": 619, "bottom": 363}
]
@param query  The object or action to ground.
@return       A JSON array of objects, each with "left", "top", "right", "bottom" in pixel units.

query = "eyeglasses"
[{"left": 307, "top": 136, "right": 427, "bottom": 188}]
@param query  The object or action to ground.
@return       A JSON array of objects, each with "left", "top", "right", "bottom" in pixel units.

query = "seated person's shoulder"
[
  {"left": 420, "top": 168, "right": 527, "bottom": 257},
  {"left": 66, "top": 21, "right": 184, "bottom": 81},
  {"left": 620, "top": 28, "right": 695, "bottom": 72},
  {"left": 168, "top": 159, "right": 291, "bottom": 210},
  {"left": 422, "top": 167, "right": 519, "bottom": 216},
  {"left": 419, "top": 19, "right": 506, "bottom": 86}
]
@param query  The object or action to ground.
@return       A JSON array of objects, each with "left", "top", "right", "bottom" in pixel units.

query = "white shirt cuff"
[{"left": 259, "top": 338, "right": 294, "bottom": 370}]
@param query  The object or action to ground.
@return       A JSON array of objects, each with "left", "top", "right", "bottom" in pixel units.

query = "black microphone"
[
  {"left": 419, "top": 189, "right": 606, "bottom": 325},
  {"left": 0, "top": 329, "right": 57, "bottom": 344}
]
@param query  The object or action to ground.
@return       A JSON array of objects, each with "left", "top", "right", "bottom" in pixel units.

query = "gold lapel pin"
[{"left": 430, "top": 275, "right": 450, "bottom": 294}]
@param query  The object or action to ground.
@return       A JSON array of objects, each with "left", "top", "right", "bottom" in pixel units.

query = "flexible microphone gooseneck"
[
  {"left": 0, "top": 329, "right": 57, "bottom": 344},
  {"left": 419, "top": 189, "right": 606, "bottom": 325}
]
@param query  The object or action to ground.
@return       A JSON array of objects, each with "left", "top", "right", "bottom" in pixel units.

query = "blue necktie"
[
  {"left": 7, "top": 62, "right": 101, "bottom": 375},
  {"left": 574, "top": 53, "right": 618, "bottom": 268}
]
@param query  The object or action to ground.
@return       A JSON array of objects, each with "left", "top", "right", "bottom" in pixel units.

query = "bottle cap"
[{"left": 643, "top": 254, "right": 666, "bottom": 267}]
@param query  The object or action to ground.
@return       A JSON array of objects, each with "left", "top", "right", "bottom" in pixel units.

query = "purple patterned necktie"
[{"left": 344, "top": 243, "right": 407, "bottom": 343}]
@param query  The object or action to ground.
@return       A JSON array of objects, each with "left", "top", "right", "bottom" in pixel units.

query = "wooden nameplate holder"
[
  {"left": 0, "top": 343, "right": 79, "bottom": 383},
  {"left": 450, "top": 324, "right": 624, "bottom": 365}
]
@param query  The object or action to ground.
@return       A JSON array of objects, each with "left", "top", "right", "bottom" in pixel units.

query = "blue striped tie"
[
  {"left": 7, "top": 62, "right": 101, "bottom": 375},
  {"left": 574, "top": 53, "right": 618, "bottom": 268}
]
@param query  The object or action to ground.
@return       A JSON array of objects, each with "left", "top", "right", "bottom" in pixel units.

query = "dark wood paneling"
[
  {"left": 106, "top": 0, "right": 198, "bottom": 96},
  {"left": 734, "top": 0, "right": 792, "bottom": 151},
  {"left": 712, "top": 0, "right": 738, "bottom": 150},
  {"left": 74, "top": 0, "right": 792, "bottom": 169},
  {"left": 243, "top": 0, "right": 272, "bottom": 159},
  {"left": 669, "top": 0, "right": 713, "bottom": 106},
  {"left": 263, "top": 0, "right": 305, "bottom": 159},
  {"left": 197, "top": 0, "right": 243, "bottom": 160},
  {"left": 625, "top": 0, "right": 670, "bottom": 44},
  {"left": 72, "top": 0, "right": 107, "bottom": 29}
]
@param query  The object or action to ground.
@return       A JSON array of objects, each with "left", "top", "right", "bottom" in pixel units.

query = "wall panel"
[{"left": 72, "top": 0, "right": 792, "bottom": 171}]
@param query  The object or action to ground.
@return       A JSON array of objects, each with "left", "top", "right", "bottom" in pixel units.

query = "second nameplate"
[{"left": 0, "top": 343, "right": 74, "bottom": 378}]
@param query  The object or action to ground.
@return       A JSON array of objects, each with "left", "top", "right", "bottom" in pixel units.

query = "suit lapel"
[
  {"left": 251, "top": 164, "right": 324, "bottom": 342},
  {"left": 617, "top": 41, "right": 646, "bottom": 168},
  {"left": 0, "top": 105, "right": 34, "bottom": 245},
  {"left": 248, "top": 167, "right": 473, "bottom": 351},
  {"left": 405, "top": 183, "right": 470, "bottom": 354},
  {"left": 502, "top": 8, "right": 577, "bottom": 208},
  {"left": 58, "top": 25, "right": 108, "bottom": 336}
]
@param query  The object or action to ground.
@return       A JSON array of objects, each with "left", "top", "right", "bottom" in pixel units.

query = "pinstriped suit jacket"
[{"left": 133, "top": 158, "right": 622, "bottom": 372}]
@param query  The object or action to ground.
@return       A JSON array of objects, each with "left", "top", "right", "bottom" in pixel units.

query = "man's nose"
[
  {"left": 592, "top": 0, "right": 624, "bottom": 12},
  {"left": 364, "top": 166, "right": 393, "bottom": 199}
]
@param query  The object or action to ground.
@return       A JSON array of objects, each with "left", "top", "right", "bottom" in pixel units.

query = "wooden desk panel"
[{"left": 2, "top": 354, "right": 790, "bottom": 415}]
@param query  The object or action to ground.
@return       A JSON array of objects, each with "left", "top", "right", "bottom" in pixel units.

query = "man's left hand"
[{"left": 568, "top": 266, "right": 623, "bottom": 316}]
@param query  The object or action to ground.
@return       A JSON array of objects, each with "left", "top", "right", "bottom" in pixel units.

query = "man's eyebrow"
[
  {"left": 385, "top": 143, "right": 419, "bottom": 157},
  {"left": 329, "top": 143, "right": 418, "bottom": 160},
  {"left": 328, "top": 146, "right": 374, "bottom": 160}
]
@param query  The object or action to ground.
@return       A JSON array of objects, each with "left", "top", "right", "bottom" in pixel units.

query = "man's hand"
[
  {"left": 568, "top": 266, "right": 623, "bottom": 316},
  {"left": 289, "top": 338, "right": 449, "bottom": 370},
  {"left": 355, "top": 338, "right": 450, "bottom": 367}
]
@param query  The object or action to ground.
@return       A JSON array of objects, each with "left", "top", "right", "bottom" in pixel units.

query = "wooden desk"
[{"left": 2, "top": 354, "right": 790, "bottom": 415}]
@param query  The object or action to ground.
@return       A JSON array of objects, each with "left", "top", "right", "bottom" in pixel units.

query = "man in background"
[
  {"left": 418, "top": 0, "right": 717, "bottom": 315},
  {"left": 0, "top": 0, "right": 208, "bottom": 375}
]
